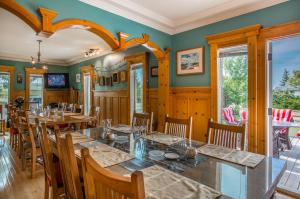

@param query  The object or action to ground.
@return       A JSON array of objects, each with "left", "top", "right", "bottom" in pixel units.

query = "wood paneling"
[
  {"left": 94, "top": 89, "right": 129, "bottom": 125},
  {"left": 93, "top": 87, "right": 211, "bottom": 141},
  {"left": 44, "top": 90, "right": 70, "bottom": 105},
  {"left": 169, "top": 87, "right": 211, "bottom": 142}
]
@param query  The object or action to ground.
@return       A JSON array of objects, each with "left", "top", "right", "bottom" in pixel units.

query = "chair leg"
[
  {"left": 22, "top": 150, "right": 27, "bottom": 171},
  {"left": 31, "top": 149, "right": 36, "bottom": 178},
  {"left": 44, "top": 177, "right": 49, "bottom": 199}
]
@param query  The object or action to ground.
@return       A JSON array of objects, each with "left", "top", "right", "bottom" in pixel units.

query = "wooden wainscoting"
[
  {"left": 93, "top": 89, "right": 129, "bottom": 125},
  {"left": 92, "top": 87, "right": 211, "bottom": 142},
  {"left": 169, "top": 87, "right": 211, "bottom": 142},
  {"left": 44, "top": 89, "right": 70, "bottom": 105}
]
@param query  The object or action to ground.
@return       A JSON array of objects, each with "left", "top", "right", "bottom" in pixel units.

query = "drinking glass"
[{"left": 106, "top": 119, "right": 112, "bottom": 129}]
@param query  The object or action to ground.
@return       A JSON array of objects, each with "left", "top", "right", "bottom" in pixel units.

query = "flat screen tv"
[{"left": 45, "top": 73, "right": 69, "bottom": 89}]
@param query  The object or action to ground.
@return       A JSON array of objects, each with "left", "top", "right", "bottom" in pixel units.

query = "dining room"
[{"left": 0, "top": 0, "right": 300, "bottom": 199}]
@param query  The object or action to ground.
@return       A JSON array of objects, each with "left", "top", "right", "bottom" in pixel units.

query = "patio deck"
[{"left": 278, "top": 136, "right": 300, "bottom": 197}]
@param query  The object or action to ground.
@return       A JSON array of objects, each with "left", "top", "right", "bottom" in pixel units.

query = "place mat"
[
  {"left": 110, "top": 125, "right": 132, "bottom": 134},
  {"left": 142, "top": 132, "right": 184, "bottom": 145},
  {"left": 141, "top": 165, "right": 221, "bottom": 199},
  {"left": 75, "top": 141, "right": 135, "bottom": 168},
  {"left": 49, "top": 132, "right": 94, "bottom": 144},
  {"left": 197, "top": 144, "right": 265, "bottom": 168}
]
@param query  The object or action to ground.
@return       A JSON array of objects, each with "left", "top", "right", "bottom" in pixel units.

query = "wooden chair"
[
  {"left": 163, "top": 114, "right": 193, "bottom": 139},
  {"left": 88, "top": 106, "right": 101, "bottom": 128},
  {"left": 35, "top": 119, "right": 64, "bottom": 199},
  {"left": 9, "top": 109, "right": 19, "bottom": 150},
  {"left": 57, "top": 133, "right": 84, "bottom": 199},
  {"left": 207, "top": 118, "right": 246, "bottom": 150},
  {"left": 74, "top": 104, "right": 84, "bottom": 114},
  {"left": 132, "top": 112, "right": 153, "bottom": 134},
  {"left": 80, "top": 147, "right": 146, "bottom": 199}
]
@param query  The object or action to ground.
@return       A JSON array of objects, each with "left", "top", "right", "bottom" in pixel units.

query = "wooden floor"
[
  {"left": 278, "top": 136, "right": 300, "bottom": 197},
  {"left": 0, "top": 135, "right": 296, "bottom": 199},
  {"left": 0, "top": 136, "right": 44, "bottom": 199}
]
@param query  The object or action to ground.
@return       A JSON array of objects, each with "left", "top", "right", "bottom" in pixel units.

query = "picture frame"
[
  {"left": 105, "top": 76, "right": 112, "bottom": 86},
  {"left": 119, "top": 70, "right": 127, "bottom": 82},
  {"left": 112, "top": 72, "right": 119, "bottom": 83},
  {"left": 176, "top": 47, "right": 204, "bottom": 75},
  {"left": 151, "top": 66, "right": 158, "bottom": 77},
  {"left": 99, "top": 76, "right": 105, "bottom": 86},
  {"left": 17, "top": 73, "right": 23, "bottom": 83},
  {"left": 94, "top": 74, "right": 99, "bottom": 84},
  {"left": 76, "top": 73, "right": 81, "bottom": 83}
]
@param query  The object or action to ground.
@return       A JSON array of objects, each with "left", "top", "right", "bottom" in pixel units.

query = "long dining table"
[{"left": 48, "top": 126, "right": 286, "bottom": 199}]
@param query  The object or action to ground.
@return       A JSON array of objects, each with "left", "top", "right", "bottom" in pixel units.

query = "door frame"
[
  {"left": 0, "top": 65, "right": 15, "bottom": 102},
  {"left": 125, "top": 52, "right": 149, "bottom": 121},
  {"left": 257, "top": 20, "right": 300, "bottom": 154},
  {"left": 207, "top": 24, "right": 261, "bottom": 153},
  {"left": 25, "top": 67, "right": 47, "bottom": 109},
  {"left": 81, "top": 65, "right": 94, "bottom": 114}
]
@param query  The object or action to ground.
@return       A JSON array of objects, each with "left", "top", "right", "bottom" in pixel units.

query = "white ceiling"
[
  {"left": 0, "top": 8, "right": 112, "bottom": 66},
  {"left": 80, "top": 0, "right": 288, "bottom": 34}
]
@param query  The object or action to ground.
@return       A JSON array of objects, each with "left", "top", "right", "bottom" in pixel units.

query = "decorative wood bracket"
[{"left": 38, "top": 8, "right": 58, "bottom": 37}]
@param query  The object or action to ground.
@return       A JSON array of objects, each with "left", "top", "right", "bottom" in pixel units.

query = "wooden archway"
[
  {"left": 0, "top": 1, "right": 170, "bottom": 131},
  {"left": 0, "top": 0, "right": 41, "bottom": 33}
]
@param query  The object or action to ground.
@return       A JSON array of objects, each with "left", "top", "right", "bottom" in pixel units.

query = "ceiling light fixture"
[
  {"left": 31, "top": 40, "right": 48, "bottom": 70},
  {"left": 84, "top": 48, "right": 101, "bottom": 58}
]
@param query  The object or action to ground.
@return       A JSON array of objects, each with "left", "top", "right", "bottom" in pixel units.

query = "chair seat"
[{"left": 22, "top": 140, "right": 41, "bottom": 149}]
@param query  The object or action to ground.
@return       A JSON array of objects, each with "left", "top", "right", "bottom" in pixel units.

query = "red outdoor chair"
[
  {"left": 272, "top": 108, "right": 293, "bottom": 150},
  {"left": 222, "top": 107, "right": 238, "bottom": 125}
]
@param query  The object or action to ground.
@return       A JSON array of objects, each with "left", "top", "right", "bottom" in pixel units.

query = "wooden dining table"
[{"left": 48, "top": 126, "right": 287, "bottom": 199}]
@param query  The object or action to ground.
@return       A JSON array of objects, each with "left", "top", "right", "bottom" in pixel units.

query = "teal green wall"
[
  {"left": 16, "top": 0, "right": 171, "bottom": 50},
  {"left": 69, "top": 46, "right": 158, "bottom": 90},
  {"left": 171, "top": 0, "right": 300, "bottom": 87},
  {"left": 0, "top": 59, "right": 69, "bottom": 90},
  {"left": 5, "top": 0, "right": 300, "bottom": 89}
]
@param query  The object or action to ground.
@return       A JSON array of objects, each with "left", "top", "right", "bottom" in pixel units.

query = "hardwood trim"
[
  {"left": 206, "top": 24, "right": 262, "bottom": 153},
  {"left": 125, "top": 52, "right": 149, "bottom": 118},
  {"left": 257, "top": 19, "right": 300, "bottom": 154},
  {"left": 25, "top": 68, "right": 47, "bottom": 109},
  {"left": 0, "top": 0, "right": 41, "bottom": 33},
  {"left": 170, "top": 87, "right": 211, "bottom": 94},
  {"left": 81, "top": 65, "right": 94, "bottom": 114},
  {"left": 0, "top": 65, "right": 15, "bottom": 102}
]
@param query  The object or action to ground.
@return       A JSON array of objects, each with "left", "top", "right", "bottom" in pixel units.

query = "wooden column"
[
  {"left": 209, "top": 44, "right": 218, "bottom": 120},
  {"left": 157, "top": 50, "right": 170, "bottom": 132}
]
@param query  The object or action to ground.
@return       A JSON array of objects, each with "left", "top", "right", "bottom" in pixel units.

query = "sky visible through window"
[{"left": 272, "top": 35, "right": 300, "bottom": 88}]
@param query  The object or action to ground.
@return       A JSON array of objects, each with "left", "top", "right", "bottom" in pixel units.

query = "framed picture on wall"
[
  {"left": 112, "top": 72, "right": 119, "bottom": 83},
  {"left": 176, "top": 47, "right": 204, "bottom": 75},
  {"left": 94, "top": 74, "right": 99, "bottom": 84},
  {"left": 99, "top": 76, "right": 105, "bottom": 86},
  {"left": 17, "top": 73, "right": 23, "bottom": 83},
  {"left": 76, "top": 73, "right": 80, "bottom": 83},
  {"left": 151, "top": 66, "right": 158, "bottom": 77},
  {"left": 105, "top": 76, "right": 112, "bottom": 86},
  {"left": 119, "top": 70, "right": 127, "bottom": 82}
]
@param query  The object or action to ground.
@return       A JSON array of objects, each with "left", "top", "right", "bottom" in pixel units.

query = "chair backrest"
[
  {"left": 163, "top": 114, "right": 193, "bottom": 139},
  {"left": 80, "top": 148, "right": 146, "bottom": 199},
  {"left": 132, "top": 112, "right": 153, "bottom": 134},
  {"left": 35, "top": 119, "right": 62, "bottom": 190},
  {"left": 74, "top": 104, "right": 83, "bottom": 114},
  {"left": 207, "top": 118, "right": 246, "bottom": 150},
  {"left": 272, "top": 109, "right": 293, "bottom": 122},
  {"left": 239, "top": 108, "right": 247, "bottom": 122},
  {"left": 57, "top": 133, "right": 83, "bottom": 199},
  {"left": 222, "top": 107, "right": 236, "bottom": 124}
]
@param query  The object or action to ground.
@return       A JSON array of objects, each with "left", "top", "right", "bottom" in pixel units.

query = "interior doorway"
[
  {"left": 266, "top": 35, "right": 300, "bottom": 196},
  {"left": 130, "top": 63, "right": 144, "bottom": 116},
  {"left": 217, "top": 44, "right": 248, "bottom": 125},
  {"left": 29, "top": 74, "right": 43, "bottom": 110},
  {"left": 83, "top": 73, "right": 91, "bottom": 116}
]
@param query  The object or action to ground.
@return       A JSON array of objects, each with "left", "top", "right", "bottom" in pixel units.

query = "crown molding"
[{"left": 80, "top": 0, "right": 288, "bottom": 35}]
